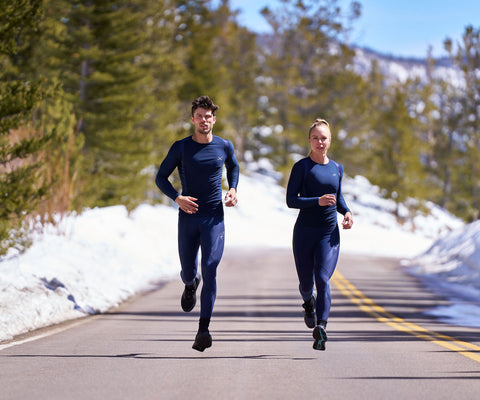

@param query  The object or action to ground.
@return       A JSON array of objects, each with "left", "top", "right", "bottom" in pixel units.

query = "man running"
[{"left": 155, "top": 95, "right": 239, "bottom": 352}]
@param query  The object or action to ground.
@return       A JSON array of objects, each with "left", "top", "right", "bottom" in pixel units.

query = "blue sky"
[{"left": 220, "top": 0, "right": 480, "bottom": 58}]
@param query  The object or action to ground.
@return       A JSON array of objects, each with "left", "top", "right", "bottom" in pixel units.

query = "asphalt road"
[{"left": 1, "top": 248, "right": 479, "bottom": 400}]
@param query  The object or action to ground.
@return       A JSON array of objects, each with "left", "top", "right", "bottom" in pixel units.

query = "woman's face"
[{"left": 309, "top": 125, "right": 331, "bottom": 154}]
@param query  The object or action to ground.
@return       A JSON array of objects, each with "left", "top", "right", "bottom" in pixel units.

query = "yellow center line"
[{"left": 332, "top": 270, "right": 480, "bottom": 364}]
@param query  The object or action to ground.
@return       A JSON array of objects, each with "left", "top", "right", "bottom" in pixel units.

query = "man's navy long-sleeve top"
[
  {"left": 155, "top": 135, "right": 239, "bottom": 217},
  {"left": 286, "top": 157, "right": 350, "bottom": 227}
]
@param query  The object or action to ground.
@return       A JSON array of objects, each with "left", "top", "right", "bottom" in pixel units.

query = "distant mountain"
[
  {"left": 257, "top": 31, "right": 463, "bottom": 88},
  {"left": 353, "top": 46, "right": 464, "bottom": 88}
]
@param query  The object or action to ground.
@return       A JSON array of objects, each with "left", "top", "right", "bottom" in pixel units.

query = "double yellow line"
[{"left": 332, "top": 270, "right": 480, "bottom": 364}]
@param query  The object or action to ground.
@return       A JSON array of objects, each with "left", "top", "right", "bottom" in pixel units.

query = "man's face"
[{"left": 191, "top": 107, "right": 216, "bottom": 135}]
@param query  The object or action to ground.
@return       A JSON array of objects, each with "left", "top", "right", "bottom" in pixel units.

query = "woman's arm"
[{"left": 286, "top": 161, "right": 319, "bottom": 209}]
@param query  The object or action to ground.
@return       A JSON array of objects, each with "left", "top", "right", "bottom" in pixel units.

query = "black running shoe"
[
  {"left": 302, "top": 294, "right": 316, "bottom": 329},
  {"left": 192, "top": 331, "right": 212, "bottom": 352},
  {"left": 312, "top": 325, "right": 328, "bottom": 351},
  {"left": 181, "top": 275, "right": 201, "bottom": 312}
]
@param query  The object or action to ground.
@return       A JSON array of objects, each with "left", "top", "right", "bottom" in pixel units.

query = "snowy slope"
[{"left": 1, "top": 171, "right": 478, "bottom": 343}]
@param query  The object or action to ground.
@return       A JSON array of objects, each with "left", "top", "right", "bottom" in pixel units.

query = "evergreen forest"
[{"left": 1, "top": 0, "right": 480, "bottom": 255}]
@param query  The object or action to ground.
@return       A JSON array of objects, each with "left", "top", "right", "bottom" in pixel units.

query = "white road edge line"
[{"left": 0, "top": 317, "right": 92, "bottom": 351}]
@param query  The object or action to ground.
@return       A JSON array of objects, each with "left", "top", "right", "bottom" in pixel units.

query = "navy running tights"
[
  {"left": 178, "top": 213, "right": 225, "bottom": 319},
  {"left": 292, "top": 222, "right": 340, "bottom": 322}
]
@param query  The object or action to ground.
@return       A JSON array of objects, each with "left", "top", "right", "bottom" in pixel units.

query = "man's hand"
[
  {"left": 224, "top": 188, "right": 237, "bottom": 207},
  {"left": 175, "top": 195, "right": 199, "bottom": 214}
]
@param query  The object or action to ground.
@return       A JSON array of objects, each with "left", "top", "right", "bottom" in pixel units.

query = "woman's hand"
[
  {"left": 318, "top": 194, "right": 336, "bottom": 206},
  {"left": 342, "top": 212, "right": 353, "bottom": 229}
]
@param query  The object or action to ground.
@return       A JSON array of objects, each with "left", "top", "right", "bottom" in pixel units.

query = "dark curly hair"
[{"left": 191, "top": 95, "right": 219, "bottom": 117}]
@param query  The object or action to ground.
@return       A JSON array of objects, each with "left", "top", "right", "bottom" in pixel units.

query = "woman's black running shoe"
[{"left": 312, "top": 325, "right": 328, "bottom": 351}]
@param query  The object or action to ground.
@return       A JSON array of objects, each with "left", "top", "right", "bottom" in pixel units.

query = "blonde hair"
[{"left": 308, "top": 118, "right": 329, "bottom": 137}]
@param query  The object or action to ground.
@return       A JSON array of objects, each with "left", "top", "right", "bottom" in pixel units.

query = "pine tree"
[
  {"left": 431, "top": 80, "right": 465, "bottom": 213},
  {"left": 139, "top": 0, "right": 190, "bottom": 202},
  {"left": 445, "top": 25, "right": 480, "bottom": 220},
  {"left": 369, "top": 86, "right": 428, "bottom": 214},
  {"left": 258, "top": 0, "right": 361, "bottom": 167},
  {"left": 417, "top": 52, "right": 463, "bottom": 213},
  {"left": 175, "top": 0, "right": 222, "bottom": 103},
  {"left": 210, "top": 0, "right": 262, "bottom": 161},
  {"left": 338, "top": 58, "right": 385, "bottom": 176},
  {"left": 0, "top": 0, "right": 54, "bottom": 254},
  {"left": 41, "top": 0, "right": 166, "bottom": 209}
]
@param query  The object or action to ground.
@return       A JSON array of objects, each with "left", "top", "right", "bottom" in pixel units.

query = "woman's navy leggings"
[
  {"left": 178, "top": 213, "right": 225, "bottom": 319},
  {"left": 292, "top": 221, "right": 340, "bottom": 322}
]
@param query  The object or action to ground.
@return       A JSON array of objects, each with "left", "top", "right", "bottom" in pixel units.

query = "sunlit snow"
[{"left": 1, "top": 170, "right": 479, "bottom": 343}]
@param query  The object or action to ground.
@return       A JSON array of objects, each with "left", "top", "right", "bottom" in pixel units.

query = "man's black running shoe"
[
  {"left": 302, "top": 294, "right": 316, "bottom": 328},
  {"left": 192, "top": 331, "right": 212, "bottom": 352},
  {"left": 312, "top": 325, "right": 328, "bottom": 351},
  {"left": 181, "top": 275, "right": 201, "bottom": 312}
]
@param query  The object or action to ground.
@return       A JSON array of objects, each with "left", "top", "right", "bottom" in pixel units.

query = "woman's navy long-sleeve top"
[
  {"left": 286, "top": 157, "right": 350, "bottom": 227},
  {"left": 155, "top": 135, "right": 239, "bottom": 217}
]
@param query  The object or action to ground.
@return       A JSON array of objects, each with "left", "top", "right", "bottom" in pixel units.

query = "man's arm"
[
  {"left": 155, "top": 141, "right": 182, "bottom": 201},
  {"left": 224, "top": 139, "right": 239, "bottom": 207},
  {"left": 224, "top": 139, "right": 239, "bottom": 191}
]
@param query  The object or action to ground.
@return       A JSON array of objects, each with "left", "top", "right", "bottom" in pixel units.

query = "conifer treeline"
[{"left": 1, "top": 0, "right": 479, "bottom": 255}]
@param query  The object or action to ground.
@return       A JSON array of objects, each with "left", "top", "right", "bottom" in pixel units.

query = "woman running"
[{"left": 286, "top": 118, "right": 353, "bottom": 350}]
